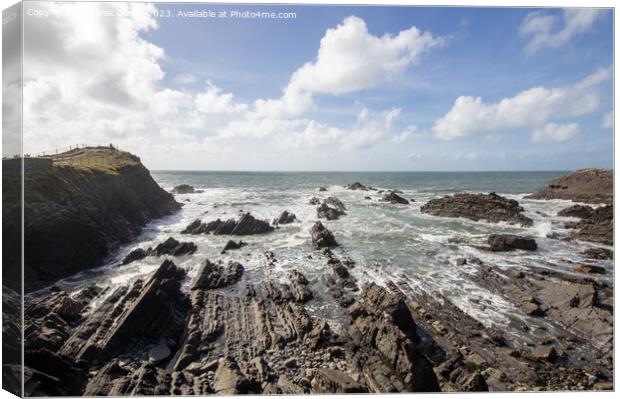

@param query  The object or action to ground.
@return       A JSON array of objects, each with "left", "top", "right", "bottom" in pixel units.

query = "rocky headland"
[
  {"left": 7, "top": 161, "right": 614, "bottom": 395},
  {"left": 526, "top": 168, "right": 612, "bottom": 204}
]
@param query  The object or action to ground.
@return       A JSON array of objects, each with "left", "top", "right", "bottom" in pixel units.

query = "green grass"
[{"left": 51, "top": 147, "right": 140, "bottom": 175}]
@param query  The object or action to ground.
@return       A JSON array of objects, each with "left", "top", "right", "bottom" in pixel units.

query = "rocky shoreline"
[{"left": 13, "top": 167, "right": 615, "bottom": 394}]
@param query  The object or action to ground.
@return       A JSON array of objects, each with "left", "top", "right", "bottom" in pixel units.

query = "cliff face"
[{"left": 3, "top": 147, "right": 181, "bottom": 292}]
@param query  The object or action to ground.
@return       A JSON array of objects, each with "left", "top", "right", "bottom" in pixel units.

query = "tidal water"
[{"left": 51, "top": 171, "right": 613, "bottom": 342}]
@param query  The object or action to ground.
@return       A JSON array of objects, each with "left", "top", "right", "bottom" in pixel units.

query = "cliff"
[{"left": 2, "top": 147, "right": 180, "bottom": 292}]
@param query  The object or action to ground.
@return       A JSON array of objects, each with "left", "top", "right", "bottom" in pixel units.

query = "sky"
[{"left": 13, "top": 1, "right": 614, "bottom": 171}]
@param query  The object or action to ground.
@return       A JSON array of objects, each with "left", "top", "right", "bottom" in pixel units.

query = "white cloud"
[
  {"left": 530, "top": 122, "right": 580, "bottom": 143},
  {"left": 392, "top": 125, "right": 417, "bottom": 143},
  {"left": 602, "top": 111, "right": 613, "bottom": 129},
  {"left": 195, "top": 82, "right": 247, "bottom": 114},
  {"left": 173, "top": 72, "right": 198, "bottom": 85},
  {"left": 251, "top": 16, "right": 442, "bottom": 119},
  {"left": 520, "top": 9, "right": 605, "bottom": 55},
  {"left": 433, "top": 68, "right": 610, "bottom": 141}
]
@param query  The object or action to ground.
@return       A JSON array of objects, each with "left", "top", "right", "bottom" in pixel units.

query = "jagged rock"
[
  {"left": 172, "top": 184, "right": 202, "bottom": 194},
  {"left": 273, "top": 211, "right": 297, "bottom": 225},
  {"left": 122, "top": 248, "right": 149, "bottom": 265},
  {"left": 311, "top": 369, "right": 366, "bottom": 393},
  {"left": 310, "top": 222, "right": 338, "bottom": 249},
  {"left": 580, "top": 247, "right": 613, "bottom": 260},
  {"left": 213, "top": 358, "right": 254, "bottom": 394},
  {"left": 487, "top": 234, "right": 537, "bottom": 251},
  {"left": 346, "top": 182, "right": 370, "bottom": 191},
  {"left": 317, "top": 197, "right": 347, "bottom": 220},
  {"left": 309, "top": 197, "right": 321, "bottom": 205},
  {"left": 58, "top": 259, "right": 188, "bottom": 365},
  {"left": 570, "top": 205, "right": 613, "bottom": 245},
  {"left": 221, "top": 240, "right": 247, "bottom": 254},
  {"left": 557, "top": 204, "right": 594, "bottom": 218},
  {"left": 153, "top": 237, "right": 197, "bottom": 256},
  {"left": 421, "top": 193, "right": 533, "bottom": 226},
  {"left": 381, "top": 192, "right": 410, "bottom": 204},
  {"left": 526, "top": 168, "right": 612, "bottom": 204},
  {"left": 182, "top": 213, "right": 274, "bottom": 235},
  {"left": 191, "top": 259, "right": 244, "bottom": 290}
]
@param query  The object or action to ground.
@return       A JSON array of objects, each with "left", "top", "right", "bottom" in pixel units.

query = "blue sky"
[{"left": 21, "top": 3, "right": 613, "bottom": 171}]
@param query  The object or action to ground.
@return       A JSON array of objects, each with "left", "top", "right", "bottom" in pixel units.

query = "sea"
[{"left": 51, "top": 171, "right": 614, "bottom": 344}]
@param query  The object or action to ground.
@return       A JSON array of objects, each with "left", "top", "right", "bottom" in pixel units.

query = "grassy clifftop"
[{"left": 2, "top": 146, "right": 181, "bottom": 291}]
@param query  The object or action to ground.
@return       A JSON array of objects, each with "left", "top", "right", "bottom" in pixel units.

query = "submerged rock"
[
  {"left": 309, "top": 197, "right": 321, "bottom": 205},
  {"left": 310, "top": 222, "right": 338, "bottom": 249},
  {"left": 381, "top": 191, "right": 410, "bottom": 204},
  {"left": 580, "top": 247, "right": 613, "bottom": 260},
  {"left": 221, "top": 240, "right": 247, "bottom": 254},
  {"left": 172, "top": 184, "right": 202, "bottom": 194},
  {"left": 557, "top": 204, "right": 594, "bottom": 219},
  {"left": 318, "top": 187, "right": 328, "bottom": 192},
  {"left": 526, "top": 168, "right": 612, "bottom": 204},
  {"left": 273, "top": 210, "right": 297, "bottom": 225},
  {"left": 421, "top": 192, "right": 533, "bottom": 226},
  {"left": 487, "top": 234, "right": 537, "bottom": 252},
  {"left": 182, "top": 213, "right": 274, "bottom": 235}
]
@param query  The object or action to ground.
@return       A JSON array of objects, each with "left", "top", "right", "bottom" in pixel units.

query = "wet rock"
[
  {"left": 148, "top": 344, "right": 171, "bottom": 364},
  {"left": 310, "top": 369, "right": 366, "bottom": 393},
  {"left": 273, "top": 211, "right": 297, "bottom": 225},
  {"left": 221, "top": 240, "right": 247, "bottom": 254},
  {"left": 525, "top": 346, "right": 557, "bottom": 363},
  {"left": 487, "top": 234, "right": 537, "bottom": 252},
  {"left": 181, "top": 213, "right": 274, "bottom": 235},
  {"left": 310, "top": 222, "right": 338, "bottom": 249},
  {"left": 309, "top": 197, "right": 321, "bottom": 205},
  {"left": 191, "top": 259, "right": 244, "bottom": 290},
  {"left": 574, "top": 264, "right": 606, "bottom": 274},
  {"left": 557, "top": 204, "right": 594, "bottom": 218},
  {"left": 526, "top": 168, "right": 612, "bottom": 204},
  {"left": 153, "top": 237, "right": 197, "bottom": 256},
  {"left": 381, "top": 192, "right": 410, "bottom": 204},
  {"left": 455, "top": 258, "right": 467, "bottom": 266},
  {"left": 421, "top": 193, "right": 533, "bottom": 226},
  {"left": 122, "top": 247, "right": 149, "bottom": 265},
  {"left": 318, "top": 186, "right": 327, "bottom": 192},
  {"left": 317, "top": 203, "right": 345, "bottom": 220},
  {"left": 324, "top": 196, "right": 346, "bottom": 211},
  {"left": 172, "top": 184, "right": 202, "bottom": 194},
  {"left": 346, "top": 182, "right": 370, "bottom": 191},
  {"left": 580, "top": 247, "right": 613, "bottom": 260},
  {"left": 570, "top": 205, "right": 613, "bottom": 245}
]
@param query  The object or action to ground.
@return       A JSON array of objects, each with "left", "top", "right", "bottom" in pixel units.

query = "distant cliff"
[
  {"left": 526, "top": 168, "right": 613, "bottom": 205},
  {"left": 2, "top": 147, "right": 181, "bottom": 292}
]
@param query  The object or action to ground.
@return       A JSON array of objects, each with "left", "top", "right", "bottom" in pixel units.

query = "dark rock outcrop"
[
  {"left": 317, "top": 197, "right": 347, "bottom": 220},
  {"left": 557, "top": 204, "right": 594, "bottom": 218},
  {"left": 311, "top": 222, "right": 338, "bottom": 249},
  {"left": 172, "top": 184, "right": 202, "bottom": 194},
  {"left": 221, "top": 240, "right": 247, "bottom": 254},
  {"left": 420, "top": 193, "right": 533, "bottom": 226},
  {"left": 569, "top": 205, "right": 613, "bottom": 245},
  {"left": 182, "top": 213, "right": 274, "bottom": 235},
  {"left": 487, "top": 234, "right": 537, "bottom": 252},
  {"left": 308, "top": 197, "right": 321, "bottom": 205},
  {"left": 7, "top": 148, "right": 182, "bottom": 292},
  {"left": 273, "top": 211, "right": 297, "bottom": 225},
  {"left": 192, "top": 259, "right": 244, "bottom": 290},
  {"left": 346, "top": 182, "right": 370, "bottom": 191},
  {"left": 381, "top": 192, "right": 410, "bottom": 204},
  {"left": 153, "top": 237, "right": 197, "bottom": 256},
  {"left": 526, "top": 168, "right": 612, "bottom": 204},
  {"left": 122, "top": 247, "right": 149, "bottom": 265}
]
